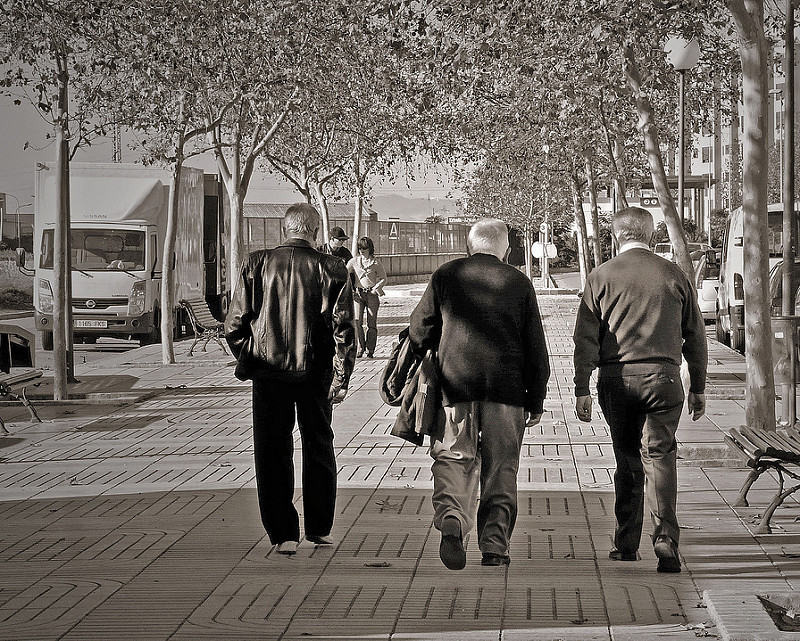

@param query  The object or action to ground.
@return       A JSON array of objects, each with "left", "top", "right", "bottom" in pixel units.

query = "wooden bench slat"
[
  {"left": 741, "top": 426, "right": 775, "bottom": 457},
  {"left": 780, "top": 429, "right": 800, "bottom": 453},
  {"left": 724, "top": 434, "right": 761, "bottom": 468},
  {"left": 0, "top": 370, "right": 43, "bottom": 387},
  {"left": 743, "top": 426, "right": 800, "bottom": 462},
  {"left": 728, "top": 428, "right": 763, "bottom": 462}
]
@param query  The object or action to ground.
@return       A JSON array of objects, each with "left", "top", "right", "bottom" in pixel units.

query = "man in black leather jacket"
[{"left": 225, "top": 203, "right": 356, "bottom": 555}]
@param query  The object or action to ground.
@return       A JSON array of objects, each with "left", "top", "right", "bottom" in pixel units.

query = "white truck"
[{"left": 32, "top": 162, "right": 227, "bottom": 349}]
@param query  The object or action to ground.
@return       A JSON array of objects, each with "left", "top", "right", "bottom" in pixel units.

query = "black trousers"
[
  {"left": 252, "top": 379, "right": 337, "bottom": 545},
  {"left": 597, "top": 369, "right": 684, "bottom": 552}
]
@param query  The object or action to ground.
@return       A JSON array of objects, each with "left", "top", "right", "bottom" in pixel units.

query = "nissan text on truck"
[{"left": 33, "top": 162, "right": 227, "bottom": 349}]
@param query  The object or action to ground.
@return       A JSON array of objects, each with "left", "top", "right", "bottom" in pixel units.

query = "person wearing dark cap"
[{"left": 320, "top": 226, "right": 353, "bottom": 263}]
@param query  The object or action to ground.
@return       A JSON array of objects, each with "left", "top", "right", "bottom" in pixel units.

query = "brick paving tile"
[{"left": 2, "top": 286, "right": 800, "bottom": 639}]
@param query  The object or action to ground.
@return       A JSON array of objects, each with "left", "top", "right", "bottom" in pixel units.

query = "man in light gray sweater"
[{"left": 573, "top": 206, "right": 707, "bottom": 573}]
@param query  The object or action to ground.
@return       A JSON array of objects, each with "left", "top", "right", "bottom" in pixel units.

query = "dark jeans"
[
  {"left": 597, "top": 368, "right": 684, "bottom": 552},
  {"left": 353, "top": 289, "right": 380, "bottom": 354},
  {"left": 252, "top": 379, "right": 337, "bottom": 545}
]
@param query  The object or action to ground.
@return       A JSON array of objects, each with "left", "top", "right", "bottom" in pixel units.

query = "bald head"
[
  {"left": 611, "top": 206, "right": 654, "bottom": 245},
  {"left": 467, "top": 218, "right": 510, "bottom": 260}
]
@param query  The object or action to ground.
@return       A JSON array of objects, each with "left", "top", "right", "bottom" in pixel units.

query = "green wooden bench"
[
  {"left": 725, "top": 425, "right": 800, "bottom": 534},
  {"left": 180, "top": 297, "right": 228, "bottom": 356}
]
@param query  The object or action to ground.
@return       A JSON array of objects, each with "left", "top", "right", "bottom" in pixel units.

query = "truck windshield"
[{"left": 40, "top": 229, "right": 146, "bottom": 271}]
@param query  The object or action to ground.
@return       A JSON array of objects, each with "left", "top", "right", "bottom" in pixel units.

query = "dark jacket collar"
[{"left": 280, "top": 237, "right": 315, "bottom": 249}]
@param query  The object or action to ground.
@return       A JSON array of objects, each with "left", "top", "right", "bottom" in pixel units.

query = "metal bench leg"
[
  {"left": 201, "top": 333, "right": 212, "bottom": 352},
  {"left": 757, "top": 475, "right": 800, "bottom": 535},
  {"left": 0, "top": 416, "right": 8, "bottom": 435},
  {"left": 214, "top": 336, "right": 229, "bottom": 354},
  {"left": 19, "top": 387, "right": 42, "bottom": 423},
  {"left": 734, "top": 467, "right": 766, "bottom": 507},
  {"left": 189, "top": 335, "right": 201, "bottom": 356}
]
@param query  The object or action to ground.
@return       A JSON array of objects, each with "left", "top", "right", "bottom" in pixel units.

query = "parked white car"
[
  {"left": 654, "top": 241, "right": 710, "bottom": 262},
  {"left": 694, "top": 249, "right": 720, "bottom": 322}
]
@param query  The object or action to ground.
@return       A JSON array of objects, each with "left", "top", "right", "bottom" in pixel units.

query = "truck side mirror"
[{"left": 15, "top": 247, "right": 26, "bottom": 268}]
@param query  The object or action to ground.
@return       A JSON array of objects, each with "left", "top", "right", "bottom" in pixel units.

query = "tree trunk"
[
  {"left": 228, "top": 187, "right": 245, "bottom": 279},
  {"left": 584, "top": 152, "right": 603, "bottom": 267},
  {"left": 729, "top": 70, "right": 743, "bottom": 210},
  {"left": 729, "top": 0, "right": 777, "bottom": 431},
  {"left": 313, "top": 182, "right": 331, "bottom": 244},
  {"left": 524, "top": 224, "right": 532, "bottom": 280},
  {"left": 571, "top": 171, "right": 591, "bottom": 289},
  {"left": 352, "top": 184, "right": 364, "bottom": 256},
  {"left": 52, "top": 54, "right": 74, "bottom": 399},
  {"left": 622, "top": 41, "right": 693, "bottom": 279},
  {"left": 613, "top": 137, "right": 629, "bottom": 211},
  {"left": 160, "top": 158, "right": 182, "bottom": 365}
]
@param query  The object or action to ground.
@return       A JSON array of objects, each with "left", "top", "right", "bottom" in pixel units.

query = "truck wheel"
[
  {"left": 139, "top": 311, "right": 161, "bottom": 347},
  {"left": 731, "top": 328, "right": 745, "bottom": 353},
  {"left": 140, "top": 326, "right": 160, "bottom": 346},
  {"left": 42, "top": 330, "right": 54, "bottom": 351}
]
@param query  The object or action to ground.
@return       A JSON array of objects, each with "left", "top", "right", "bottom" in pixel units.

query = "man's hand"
[
  {"left": 576, "top": 395, "right": 593, "bottom": 422},
  {"left": 687, "top": 392, "right": 705, "bottom": 421},
  {"left": 525, "top": 412, "right": 543, "bottom": 426},
  {"left": 329, "top": 384, "right": 347, "bottom": 406}
]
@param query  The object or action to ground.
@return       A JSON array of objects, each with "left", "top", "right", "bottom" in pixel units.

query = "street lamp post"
[
  {"left": 665, "top": 37, "right": 701, "bottom": 226},
  {"left": 4, "top": 193, "right": 32, "bottom": 249}
]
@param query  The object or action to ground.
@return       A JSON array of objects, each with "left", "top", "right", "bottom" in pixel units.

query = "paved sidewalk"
[{"left": 0, "top": 285, "right": 797, "bottom": 640}]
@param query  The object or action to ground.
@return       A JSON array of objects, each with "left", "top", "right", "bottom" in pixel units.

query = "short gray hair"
[
  {"left": 284, "top": 203, "right": 320, "bottom": 236},
  {"left": 467, "top": 218, "right": 509, "bottom": 259},
  {"left": 611, "top": 206, "right": 654, "bottom": 244}
]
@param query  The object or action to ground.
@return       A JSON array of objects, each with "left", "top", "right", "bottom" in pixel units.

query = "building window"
[{"left": 702, "top": 147, "right": 711, "bottom": 163}]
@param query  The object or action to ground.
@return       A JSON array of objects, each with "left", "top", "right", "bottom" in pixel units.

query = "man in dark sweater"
[
  {"left": 410, "top": 218, "right": 550, "bottom": 570},
  {"left": 573, "top": 206, "right": 707, "bottom": 573}
]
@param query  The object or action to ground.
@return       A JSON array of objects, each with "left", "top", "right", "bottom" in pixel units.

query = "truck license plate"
[{"left": 74, "top": 319, "right": 107, "bottom": 329}]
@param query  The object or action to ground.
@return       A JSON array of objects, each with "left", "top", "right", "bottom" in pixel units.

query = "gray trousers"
[
  {"left": 598, "top": 368, "right": 684, "bottom": 552},
  {"left": 430, "top": 401, "right": 525, "bottom": 556}
]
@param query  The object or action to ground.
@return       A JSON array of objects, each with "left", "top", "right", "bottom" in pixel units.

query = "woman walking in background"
[{"left": 347, "top": 237, "right": 387, "bottom": 358}]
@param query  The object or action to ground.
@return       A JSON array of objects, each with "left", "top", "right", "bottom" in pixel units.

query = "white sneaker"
[{"left": 276, "top": 540, "right": 298, "bottom": 555}]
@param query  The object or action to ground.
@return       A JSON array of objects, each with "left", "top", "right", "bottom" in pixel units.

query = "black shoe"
[
  {"left": 366, "top": 352, "right": 374, "bottom": 358},
  {"left": 609, "top": 548, "right": 641, "bottom": 561},
  {"left": 357, "top": 349, "right": 365, "bottom": 358},
  {"left": 481, "top": 553, "right": 511, "bottom": 566},
  {"left": 439, "top": 516, "right": 466, "bottom": 570},
  {"left": 306, "top": 534, "right": 334, "bottom": 545},
  {"left": 654, "top": 535, "right": 681, "bottom": 573}
]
